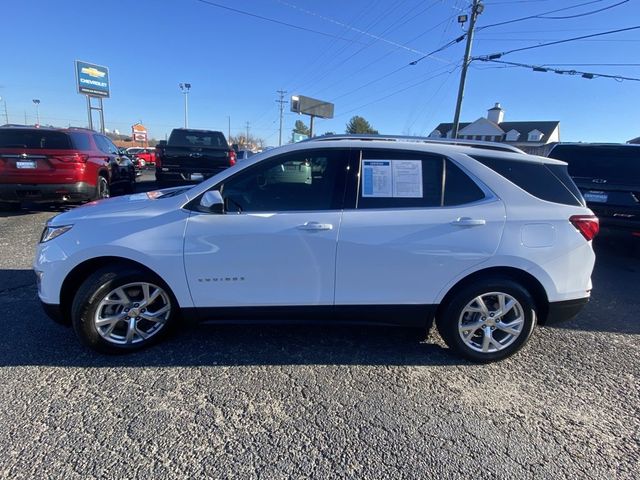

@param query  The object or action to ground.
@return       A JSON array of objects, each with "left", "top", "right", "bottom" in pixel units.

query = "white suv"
[{"left": 34, "top": 137, "right": 598, "bottom": 362}]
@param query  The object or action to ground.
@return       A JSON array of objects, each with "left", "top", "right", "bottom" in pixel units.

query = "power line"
[
  {"left": 336, "top": 66, "right": 460, "bottom": 118},
  {"left": 194, "top": 0, "right": 368, "bottom": 44},
  {"left": 476, "top": 25, "right": 640, "bottom": 60},
  {"left": 476, "top": 58, "right": 640, "bottom": 81},
  {"left": 477, "top": 0, "right": 623, "bottom": 30}
]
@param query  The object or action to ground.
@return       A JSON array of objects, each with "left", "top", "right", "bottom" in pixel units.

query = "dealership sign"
[
  {"left": 75, "top": 60, "right": 110, "bottom": 98},
  {"left": 132, "top": 123, "right": 147, "bottom": 142}
]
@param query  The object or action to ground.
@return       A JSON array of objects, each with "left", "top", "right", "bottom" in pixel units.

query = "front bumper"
[
  {"left": 40, "top": 301, "right": 68, "bottom": 325},
  {"left": 0, "top": 182, "right": 95, "bottom": 203},
  {"left": 545, "top": 297, "right": 589, "bottom": 324}
]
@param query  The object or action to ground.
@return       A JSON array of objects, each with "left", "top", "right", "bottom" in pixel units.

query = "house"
[{"left": 429, "top": 103, "right": 560, "bottom": 155}]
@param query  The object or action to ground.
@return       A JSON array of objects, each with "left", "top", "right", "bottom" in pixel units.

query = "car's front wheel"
[
  {"left": 71, "top": 266, "right": 176, "bottom": 353},
  {"left": 436, "top": 278, "right": 537, "bottom": 362}
]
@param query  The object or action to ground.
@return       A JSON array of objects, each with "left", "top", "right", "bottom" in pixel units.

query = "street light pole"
[
  {"left": 0, "top": 97, "right": 8, "bottom": 124},
  {"left": 32, "top": 99, "right": 41, "bottom": 126},
  {"left": 451, "top": 0, "right": 484, "bottom": 139},
  {"left": 179, "top": 83, "right": 191, "bottom": 128}
]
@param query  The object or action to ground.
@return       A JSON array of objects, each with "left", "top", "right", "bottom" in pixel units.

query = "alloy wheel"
[
  {"left": 457, "top": 292, "right": 525, "bottom": 353},
  {"left": 93, "top": 282, "right": 171, "bottom": 345}
]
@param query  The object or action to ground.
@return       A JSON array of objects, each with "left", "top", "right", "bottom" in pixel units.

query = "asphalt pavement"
[{"left": 0, "top": 170, "right": 638, "bottom": 479}]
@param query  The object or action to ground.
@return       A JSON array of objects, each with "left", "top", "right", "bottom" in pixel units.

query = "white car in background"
[{"left": 34, "top": 136, "right": 598, "bottom": 362}]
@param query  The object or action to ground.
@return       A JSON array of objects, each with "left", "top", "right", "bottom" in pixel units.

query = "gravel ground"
[{"left": 0, "top": 172, "right": 638, "bottom": 479}]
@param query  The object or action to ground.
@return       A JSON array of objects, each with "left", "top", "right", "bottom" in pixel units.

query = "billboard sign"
[
  {"left": 291, "top": 95, "right": 334, "bottom": 119},
  {"left": 132, "top": 123, "right": 147, "bottom": 143},
  {"left": 75, "top": 60, "right": 110, "bottom": 98}
]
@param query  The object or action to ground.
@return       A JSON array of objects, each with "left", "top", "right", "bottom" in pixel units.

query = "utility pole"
[
  {"left": 245, "top": 121, "right": 250, "bottom": 147},
  {"left": 179, "top": 83, "right": 191, "bottom": 128},
  {"left": 452, "top": 0, "right": 484, "bottom": 139},
  {"left": 227, "top": 115, "right": 231, "bottom": 141},
  {"left": 276, "top": 89, "right": 288, "bottom": 147}
]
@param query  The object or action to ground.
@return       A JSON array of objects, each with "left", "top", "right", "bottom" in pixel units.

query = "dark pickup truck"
[{"left": 155, "top": 128, "right": 236, "bottom": 184}]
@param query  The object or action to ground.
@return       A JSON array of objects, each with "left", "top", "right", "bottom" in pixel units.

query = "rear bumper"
[
  {"left": 588, "top": 204, "right": 640, "bottom": 232},
  {"left": 156, "top": 166, "right": 228, "bottom": 182},
  {"left": 0, "top": 182, "right": 94, "bottom": 203},
  {"left": 545, "top": 297, "right": 589, "bottom": 324}
]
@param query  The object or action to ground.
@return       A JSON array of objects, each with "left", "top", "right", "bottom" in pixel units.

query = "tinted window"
[
  {"left": 221, "top": 149, "right": 348, "bottom": 212},
  {"left": 548, "top": 145, "right": 640, "bottom": 185},
  {"left": 0, "top": 129, "right": 71, "bottom": 149},
  {"left": 69, "top": 132, "right": 92, "bottom": 151},
  {"left": 357, "top": 150, "right": 443, "bottom": 209},
  {"left": 169, "top": 130, "right": 228, "bottom": 148},
  {"left": 444, "top": 160, "right": 485, "bottom": 206},
  {"left": 93, "top": 135, "right": 110, "bottom": 154},
  {"left": 472, "top": 155, "right": 583, "bottom": 206}
]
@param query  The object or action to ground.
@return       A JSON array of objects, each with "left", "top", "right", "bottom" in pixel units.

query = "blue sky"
[{"left": 2, "top": 0, "right": 639, "bottom": 144}]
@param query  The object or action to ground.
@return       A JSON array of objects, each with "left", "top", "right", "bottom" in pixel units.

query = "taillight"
[
  {"left": 228, "top": 150, "right": 237, "bottom": 166},
  {"left": 154, "top": 149, "right": 162, "bottom": 168},
  {"left": 52, "top": 153, "right": 89, "bottom": 163},
  {"left": 569, "top": 215, "right": 599, "bottom": 241}
]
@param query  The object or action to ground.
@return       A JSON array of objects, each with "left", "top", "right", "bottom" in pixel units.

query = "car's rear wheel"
[
  {"left": 71, "top": 266, "right": 176, "bottom": 353},
  {"left": 436, "top": 278, "right": 537, "bottom": 362},
  {"left": 94, "top": 175, "right": 110, "bottom": 200}
]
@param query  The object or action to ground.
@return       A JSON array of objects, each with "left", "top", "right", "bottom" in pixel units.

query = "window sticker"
[
  {"left": 392, "top": 160, "right": 423, "bottom": 198},
  {"left": 361, "top": 159, "right": 423, "bottom": 198},
  {"left": 362, "top": 160, "right": 392, "bottom": 197}
]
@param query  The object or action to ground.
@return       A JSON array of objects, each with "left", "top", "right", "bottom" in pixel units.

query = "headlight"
[{"left": 40, "top": 225, "right": 73, "bottom": 243}]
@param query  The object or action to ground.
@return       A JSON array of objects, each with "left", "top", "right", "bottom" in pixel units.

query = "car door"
[
  {"left": 183, "top": 148, "right": 350, "bottom": 308},
  {"left": 335, "top": 148, "right": 506, "bottom": 306}
]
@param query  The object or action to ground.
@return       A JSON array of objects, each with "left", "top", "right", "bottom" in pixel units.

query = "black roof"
[{"left": 432, "top": 120, "right": 559, "bottom": 143}]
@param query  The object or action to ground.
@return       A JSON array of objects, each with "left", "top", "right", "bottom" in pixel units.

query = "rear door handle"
[
  {"left": 451, "top": 217, "right": 486, "bottom": 226},
  {"left": 297, "top": 221, "right": 333, "bottom": 231}
]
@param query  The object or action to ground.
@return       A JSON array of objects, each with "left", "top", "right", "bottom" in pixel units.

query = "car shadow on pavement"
[{"left": 0, "top": 269, "right": 463, "bottom": 368}]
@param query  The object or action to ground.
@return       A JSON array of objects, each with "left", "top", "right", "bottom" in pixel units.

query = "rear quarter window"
[
  {"left": 0, "top": 129, "right": 72, "bottom": 149},
  {"left": 69, "top": 132, "right": 92, "bottom": 151},
  {"left": 472, "top": 155, "right": 584, "bottom": 206}
]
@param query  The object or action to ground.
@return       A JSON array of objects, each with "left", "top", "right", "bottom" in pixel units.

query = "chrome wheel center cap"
[{"left": 128, "top": 308, "right": 139, "bottom": 318}]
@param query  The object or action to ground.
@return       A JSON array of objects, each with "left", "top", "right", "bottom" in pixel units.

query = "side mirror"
[{"left": 199, "top": 190, "right": 224, "bottom": 214}]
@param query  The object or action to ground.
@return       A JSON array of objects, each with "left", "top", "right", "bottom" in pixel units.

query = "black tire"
[
  {"left": 94, "top": 175, "right": 110, "bottom": 201},
  {"left": 436, "top": 277, "right": 537, "bottom": 363},
  {"left": 71, "top": 265, "right": 177, "bottom": 354},
  {"left": 123, "top": 175, "right": 136, "bottom": 194}
]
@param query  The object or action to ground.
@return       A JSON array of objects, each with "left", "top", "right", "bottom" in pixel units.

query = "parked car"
[
  {"left": 35, "top": 136, "right": 597, "bottom": 362},
  {"left": 547, "top": 143, "right": 640, "bottom": 236},
  {"left": 0, "top": 126, "right": 135, "bottom": 208},
  {"left": 136, "top": 148, "right": 156, "bottom": 166},
  {"left": 155, "top": 128, "right": 236, "bottom": 184},
  {"left": 236, "top": 149, "right": 254, "bottom": 161},
  {"left": 119, "top": 148, "right": 143, "bottom": 176}
]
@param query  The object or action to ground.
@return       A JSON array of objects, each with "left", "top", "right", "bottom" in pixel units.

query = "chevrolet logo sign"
[{"left": 81, "top": 67, "right": 106, "bottom": 78}]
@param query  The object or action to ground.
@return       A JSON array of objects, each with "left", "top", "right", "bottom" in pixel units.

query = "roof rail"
[{"left": 305, "top": 134, "right": 525, "bottom": 153}]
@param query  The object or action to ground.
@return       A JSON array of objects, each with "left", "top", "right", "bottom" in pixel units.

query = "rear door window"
[
  {"left": 0, "top": 129, "right": 72, "bottom": 149},
  {"left": 354, "top": 149, "right": 485, "bottom": 209}
]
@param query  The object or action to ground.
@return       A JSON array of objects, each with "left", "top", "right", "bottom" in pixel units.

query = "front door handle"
[
  {"left": 297, "top": 221, "right": 333, "bottom": 231},
  {"left": 451, "top": 217, "right": 486, "bottom": 226}
]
